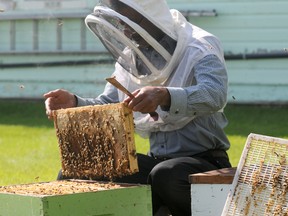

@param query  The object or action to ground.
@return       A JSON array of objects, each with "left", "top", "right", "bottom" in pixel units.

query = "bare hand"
[
  {"left": 124, "top": 86, "right": 170, "bottom": 113},
  {"left": 43, "top": 89, "right": 76, "bottom": 119}
]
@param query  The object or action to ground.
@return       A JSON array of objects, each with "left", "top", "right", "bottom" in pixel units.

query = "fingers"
[
  {"left": 126, "top": 90, "right": 157, "bottom": 113},
  {"left": 43, "top": 89, "right": 77, "bottom": 120},
  {"left": 43, "top": 89, "right": 64, "bottom": 119},
  {"left": 123, "top": 90, "right": 138, "bottom": 108},
  {"left": 43, "top": 89, "right": 62, "bottom": 99},
  {"left": 123, "top": 95, "right": 133, "bottom": 104},
  {"left": 124, "top": 87, "right": 169, "bottom": 114},
  {"left": 44, "top": 97, "right": 56, "bottom": 120}
]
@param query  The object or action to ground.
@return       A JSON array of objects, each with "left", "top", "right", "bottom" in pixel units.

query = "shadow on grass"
[{"left": 0, "top": 99, "right": 54, "bottom": 128}]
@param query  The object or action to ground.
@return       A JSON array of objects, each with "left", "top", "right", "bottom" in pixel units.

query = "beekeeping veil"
[
  {"left": 85, "top": 0, "right": 226, "bottom": 137},
  {"left": 85, "top": 0, "right": 178, "bottom": 85}
]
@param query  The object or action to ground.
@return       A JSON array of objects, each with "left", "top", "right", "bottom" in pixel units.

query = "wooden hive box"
[
  {"left": 53, "top": 103, "right": 138, "bottom": 180},
  {"left": 0, "top": 180, "right": 152, "bottom": 216}
]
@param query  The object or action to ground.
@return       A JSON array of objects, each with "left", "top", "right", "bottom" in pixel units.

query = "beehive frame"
[
  {"left": 53, "top": 103, "right": 138, "bottom": 180},
  {"left": 222, "top": 133, "right": 288, "bottom": 215}
]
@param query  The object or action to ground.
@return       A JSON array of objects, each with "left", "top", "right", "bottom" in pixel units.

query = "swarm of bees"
[
  {"left": 242, "top": 151, "right": 288, "bottom": 215},
  {"left": 53, "top": 103, "right": 138, "bottom": 181}
]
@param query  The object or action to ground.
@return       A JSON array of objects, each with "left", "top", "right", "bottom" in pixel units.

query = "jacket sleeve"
[
  {"left": 76, "top": 82, "right": 120, "bottom": 107},
  {"left": 166, "top": 54, "right": 228, "bottom": 118}
]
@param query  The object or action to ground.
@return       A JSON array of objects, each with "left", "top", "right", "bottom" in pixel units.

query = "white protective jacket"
[{"left": 85, "top": 0, "right": 226, "bottom": 138}]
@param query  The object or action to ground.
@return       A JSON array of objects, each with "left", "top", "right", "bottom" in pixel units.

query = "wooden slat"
[
  {"left": 189, "top": 167, "right": 236, "bottom": 184},
  {"left": 168, "top": 0, "right": 288, "bottom": 15}
]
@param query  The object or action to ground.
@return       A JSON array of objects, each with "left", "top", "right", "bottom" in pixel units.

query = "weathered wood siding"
[
  {"left": 168, "top": 0, "right": 288, "bottom": 104},
  {"left": 1, "top": 0, "right": 288, "bottom": 104},
  {"left": 0, "top": 0, "right": 109, "bottom": 98}
]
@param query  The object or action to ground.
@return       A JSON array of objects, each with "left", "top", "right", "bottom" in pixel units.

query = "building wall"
[
  {"left": 0, "top": 0, "right": 109, "bottom": 98},
  {"left": 168, "top": 0, "right": 288, "bottom": 104},
  {"left": 0, "top": 0, "right": 288, "bottom": 103}
]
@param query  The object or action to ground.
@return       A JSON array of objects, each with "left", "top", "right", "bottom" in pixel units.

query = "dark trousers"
[
  {"left": 115, "top": 152, "right": 231, "bottom": 216},
  {"left": 59, "top": 150, "right": 231, "bottom": 216}
]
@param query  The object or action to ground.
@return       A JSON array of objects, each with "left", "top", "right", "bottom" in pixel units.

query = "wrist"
[
  {"left": 158, "top": 87, "right": 171, "bottom": 111},
  {"left": 73, "top": 95, "right": 78, "bottom": 107}
]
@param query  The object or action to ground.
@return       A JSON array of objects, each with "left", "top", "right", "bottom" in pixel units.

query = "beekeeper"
[{"left": 44, "top": 0, "right": 232, "bottom": 215}]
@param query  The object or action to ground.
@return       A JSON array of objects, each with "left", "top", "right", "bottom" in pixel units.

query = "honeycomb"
[
  {"left": 0, "top": 180, "right": 123, "bottom": 196},
  {"left": 53, "top": 103, "right": 138, "bottom": 180}
]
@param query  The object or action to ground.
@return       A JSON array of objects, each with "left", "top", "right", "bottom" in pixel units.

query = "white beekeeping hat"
[
  {"left": 119, "top": 0, "right": 177, "bottom": 40},
  {"left": 85, "top": 0, "right": 178, "bottom": 84}
]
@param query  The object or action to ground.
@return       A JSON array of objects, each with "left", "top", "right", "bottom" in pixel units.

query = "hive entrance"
[
  {"left": 222, "top": 133, "right": 288, "bottom": 215},
  {"left": 53, "top": 103, "right": 138, "bottom": 180}
]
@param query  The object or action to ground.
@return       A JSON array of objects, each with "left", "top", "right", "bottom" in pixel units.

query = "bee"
[
  {"left": 58, "top": 19, "right": 63, "bottom": 26},
  {"left": 130, "top": 149, "right": 137, "bottom": 157}
]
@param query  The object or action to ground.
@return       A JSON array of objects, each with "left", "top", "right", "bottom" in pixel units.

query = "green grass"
[
  {"left": 224, "top": 104, "right": 288, "bottom": 166},
  {"left": 0, "top": 100, "right": 288, "bottom": 186}
]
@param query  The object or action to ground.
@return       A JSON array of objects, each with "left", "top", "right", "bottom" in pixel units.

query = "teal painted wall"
[
  {"left": 167, "top": 0, "right": 288, "bottom": 104},
  {"left": 0, "top": 0, "right": 287, "bottom": 103}
]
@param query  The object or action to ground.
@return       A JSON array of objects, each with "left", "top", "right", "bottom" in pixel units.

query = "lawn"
[{"left": 0, "top": 100, "right": 288, "bottom": 186}]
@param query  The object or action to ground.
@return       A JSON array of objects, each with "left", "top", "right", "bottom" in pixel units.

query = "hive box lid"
[{"left": 0, "top": 180, "right": 152, "bottom": 216}]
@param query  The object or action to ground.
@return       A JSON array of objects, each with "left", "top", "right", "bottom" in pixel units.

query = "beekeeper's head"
[{"left": 85, "top": 0, "right": 178, "bottom": 84}]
